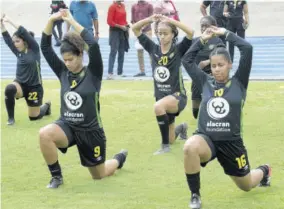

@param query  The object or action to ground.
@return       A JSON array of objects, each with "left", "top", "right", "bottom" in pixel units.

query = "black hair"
[
  {"left": 13, "top": 30, "right": 35, "bottom": 40},
  {"left": 60, "top": 31, "right": 85, "bottom": 56},
  {"left": 155, "top": 20, "right": 179, "bottom": 44},
  {"left": 210, "top": 43, "right": 232, "bottom": 63},
  {"left": 200, "top": 15, "right": 217, "bottom": 26}
]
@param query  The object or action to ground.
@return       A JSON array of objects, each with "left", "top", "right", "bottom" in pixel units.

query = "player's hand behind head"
[
  {"left": 61, "top": 9, "right": 74, "bottom": 23},
  {"left": 201, "top": 28, "right": 214, "bottom": 41},
  {"left": 49, "top": 11, "right": 63, "bottom": 21},
  {"left": 210, "top": 26, "right": 227, "bottom": 36},
  {"left": 150, "top": 14, "right": 163, "bottom": 22}
]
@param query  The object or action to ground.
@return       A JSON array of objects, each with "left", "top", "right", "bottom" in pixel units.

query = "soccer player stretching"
[
  {"left": 182, "top": 27, "right": 271, "bottom": 209},
  {"left": 40, "top": 9, "right": 128, "bottom": 188}
]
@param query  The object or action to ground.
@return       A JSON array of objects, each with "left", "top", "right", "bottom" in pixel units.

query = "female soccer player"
[
  {"left": 191, "top": 15, "right": 224, "bottom": 120},
  {"left": 1, "top": 14, "right": 51, "bottom": 125},
  {"left": 182, "top": 27, "right": 271, "bottom": 209},
  {"left": 40, "top": 10, "right": 128, "bottom": 189},
  {"left": 132, "top": 14, "right": 194, "bottom": 155}
]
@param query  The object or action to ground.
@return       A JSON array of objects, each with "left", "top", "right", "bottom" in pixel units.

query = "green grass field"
[{"left": 1, "top": 80, "right": 284, "bottom": 209}]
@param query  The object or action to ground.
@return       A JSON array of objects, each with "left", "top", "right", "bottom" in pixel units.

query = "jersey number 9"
[{"left": 94, "top": 146, "right": 101, "bottom": 158}]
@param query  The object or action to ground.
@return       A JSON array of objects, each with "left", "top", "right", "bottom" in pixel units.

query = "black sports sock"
[
  {"left": 5, "top": 84, "right": 17, "bottom": 119},
  {"left": 257, "top": 165, "right": 269, "bottom": 177},
  {"left": 156, "top": 114, "right": 169, "bottom": 145},
  {"left": 113, "top": 153, "right": 126, "bottom": 169},
  {"left": 29, "top": 103, "right": 50, "bottom": 121},
  {"left": 48, "top": 161, "right": 62, "bottom": 177},
  {"left": 186, "top": 172, "right": 200, "bottom": 196},
  {"left": 192, "top": 108, "right": 199, "bottom": 119},
  {"left": 40, "top": 103, "right": 50, "bottom": 116}
]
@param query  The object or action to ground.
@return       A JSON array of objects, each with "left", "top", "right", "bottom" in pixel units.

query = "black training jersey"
[
  {"left": 138, "top": 34, "right": 192, "bottom": 99},
  {"left": 182, "top": 32, "right": 252, "bottom": 141},
  {"left": 193, "top": 37, "right": 224, "bottom": 74},
  {"left": 41, "top": 29, "right": 103, "bottom": 130},
  {"left": 226, "top": 0, "right": 247, "bottom": 19},
  {"left": 2, "top": 26, "right": 42, "bottom": 86},
  {"left": 203, "top": 1, "right": 225, "bottom": 18}
]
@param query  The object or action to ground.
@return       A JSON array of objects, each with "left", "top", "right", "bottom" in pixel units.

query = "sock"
[
  {"left": 257, "top": 165, "right": 269, "bottom": 177},
  {"left": 156, "top": 114, "right": 169, "bottom": 145},
  {"left": 48, "top": 161, "right": 62, "bottom": 177},
  {"left": 175, "top": 123, "right": 183, "bottom": 139},
  {"left": 5, "top": 84, "right": 17, "bottom": 119},
  {"left": 40, "top": 103, "right": 50, "bottom": 116},
  {"left": 29, "top": 103, "right": 50, "bottom": 121},
  {"left": 192, "top": 108, "right": 199, "bottom": 119},
  {"left": 186, "top": 172, "right": 200, "bottom": 196},
  {"left": 113, "top": 153, "right": 126, "bottom": 169}
]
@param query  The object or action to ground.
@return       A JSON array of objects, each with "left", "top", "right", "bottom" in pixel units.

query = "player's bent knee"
[
  {"left": 183, "top": 136, "right": 201, "bottom": 155},
  {"left": 5, "top": 84, "right": 17, "bottom": 96},
  {"left": 153, "top": 102, "right": 164, "bottom": 114},
  {"left": 39, "top": 127, "right": 54, "bottom": 144},
  {"left": 237, "top": 184, "right": 252, "bottom": 192},
  {"left": 92, "top": 174, "right": 104, "bottom": 180}
]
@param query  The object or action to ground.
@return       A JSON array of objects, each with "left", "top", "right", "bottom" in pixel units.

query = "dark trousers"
[
  {"left": 108, "top": 30, "right": 126, "bottom": 75},
  {"left": 52, "top": 20, "right": 63, "bottom": 44},
  {"left": 226, "top": 18, "right": 245, "bottom": 62}
]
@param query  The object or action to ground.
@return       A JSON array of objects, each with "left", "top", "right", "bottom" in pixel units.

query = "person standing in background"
[
  {"left": 154, "top": 0, "right": 179, "bottom": 21},
  {"left": 131, "top": 0, "right": 154, "bottom": 77},
  {"left": 50, "top": 0, "right": 68, "bottom": 46},
  {"left": 200, "top": 1, "right": 227, "bottom": 44},
  {"left": 69, "top": 0, "right": 99, "bottom": 40},
  {"left": 107, "top": 0, "right": 129, "bottom": 80},
  {"left": 224, "top": 0, "right": 249, "bottom": 62},
  {"left": 153, "top": 0, "right": 180, "bottom": 36}
]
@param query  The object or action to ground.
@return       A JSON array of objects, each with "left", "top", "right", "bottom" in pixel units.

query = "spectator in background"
[
  {"left": 200, "top": 1, "right": 227, "bottom": 44},
  {"left": 154, "top": 0, "right": 179, "bottom": 21},
  {"left": 107, "top": 0, "right": 129, "bottom": 80},
  {"left": 224, "top": 0, "right": 249, "bottom": 62},
  {"left": 69, "top": 0, "right": 99, "bottom": 40},
  {"left": 131, "top": 0, "right": 153, "bottom": 77},
  {"left": 50, "top": 0, "right": 68, "bottom": 46},
  {"left": 153, "top": 0, "right": 179, "bottom": 36}
]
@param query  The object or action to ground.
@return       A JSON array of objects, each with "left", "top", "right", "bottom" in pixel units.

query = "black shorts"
[
  {"left": 196, "top": 133, "right": 251, "bottom": 177},
  {"left": 55, "top": 119, "right": 106, "bottom": 167},
  {"left": 16, "top": 81, "right": 43, "bottom": 107},
  {"left": 156, "top": 92, "right": 187, "bottom": 124}
]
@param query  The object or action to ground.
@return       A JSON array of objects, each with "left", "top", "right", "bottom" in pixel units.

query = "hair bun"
[
  {"left": 215, "top": 43, "right": 226, "bottom": 48},
  {"left": 29, "top": 31, "right": 35, "bottom": 38}
]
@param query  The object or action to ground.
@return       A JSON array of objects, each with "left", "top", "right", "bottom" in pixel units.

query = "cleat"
[
  {"left": 259, "top": 164, "right": 271, "bottom": 187},
  {"left": 46, "top": 176, "right": 63, "bottom": 189},
  {"left": 134, "top": 72, "right": 146, "bottom": 77},
  {"left": 114, "top": 149, "right": 128, "bottom": 169},
  {"left": 153, "top": 144, "right": 170, "bottom": 155},
  {"left": 45, "top": 101, "right": 51, "bottom": 116},
  {"left": 7, "top": 118, "right": 15, "bottom": 125},
  {"left": 189, "top": 193, "right": 202, "bottom": 209},
  {"left": 175, "top": 122, "right": 188, "bottom": 140}
]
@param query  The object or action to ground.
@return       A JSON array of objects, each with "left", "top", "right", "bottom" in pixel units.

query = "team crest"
[
  {"left": 207, "top": 97, "right": 230, "bottom": 120},
  {"left": 64, "top": 91, "right": 83, "bottom": 111},
  {"left": 154, "top": 66, "right": 170, "bottom": 83},
  {"left": 209, "top": 44, "right": 215, "bottom": 50}
]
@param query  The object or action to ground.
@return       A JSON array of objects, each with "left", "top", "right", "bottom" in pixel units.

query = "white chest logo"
[
  {"left": 154, "top": 66, "right": 170, "bottom": 83},
  {"left": 207, "top": 97, "right": 230, "bottom": 120},
  {"left": 64, "top": 91, "right": 83, "bottom": 111}
]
